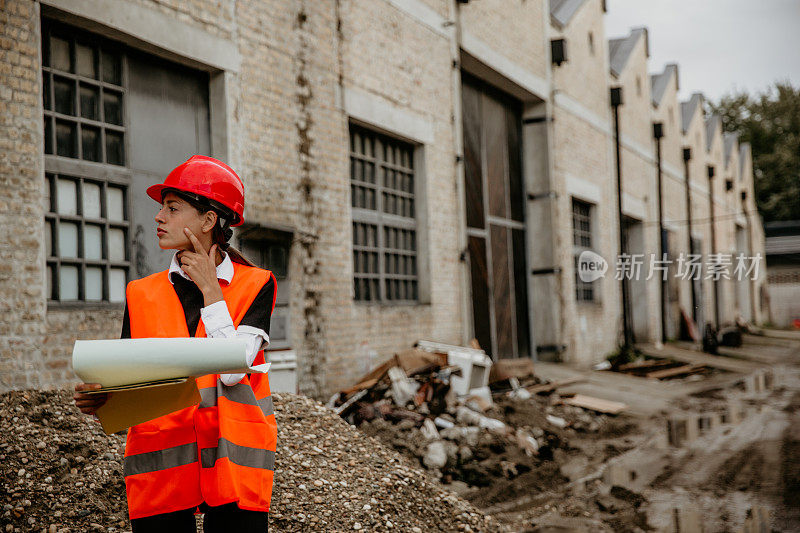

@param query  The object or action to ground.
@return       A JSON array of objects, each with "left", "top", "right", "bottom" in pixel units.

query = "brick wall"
[
  {"left": 0, "top": 0, "right": 48, "bottom": 389},
  {"left": 459, "top": 0, "right": 547, "bottom": 84},
  {"left": 0, "top": 0, "right": 769, "bottom": 394},
  {"left": 331, "top": 0, "right": 462, "bottom": 392},
  {"left": 551, "top": 0, "right": 610, "bottom": 117}
]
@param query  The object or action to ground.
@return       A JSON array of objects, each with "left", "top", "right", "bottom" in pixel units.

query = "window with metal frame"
[
  {"left": 350, "top": 124, "right": 419, "bottom": 303},
  {"left": 572, "top": 198, "right": 595, "bottom": 302},
  {"left": 44, "top": 173, "right": 129, "bottom": 302},
  {"left": 237, "top": 229, "right": 292, "bottom": 350},
  {"left": 42, "top": 22, "right": 126, "bottom": 165},
  {"left": 42, "top": 20, "right": 131, "bottom": 303}
]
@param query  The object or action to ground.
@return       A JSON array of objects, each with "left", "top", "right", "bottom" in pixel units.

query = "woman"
[{"left": 74, "top": 155, "right": 277, "bottom": 532}]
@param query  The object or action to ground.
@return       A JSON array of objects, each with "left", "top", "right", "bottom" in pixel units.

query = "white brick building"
[{"left": 0, "top": 0, "right": 767, "bottom": 395}]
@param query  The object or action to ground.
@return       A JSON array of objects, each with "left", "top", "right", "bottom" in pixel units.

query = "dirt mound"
[
  {"left": 0, "top": 389, "right": 509, "bottom": 533},
  {"left": 270, "top": 393, "right": 508, "bottom": 532},
  {"left": 0, "top": 389, "right": 128, "bottom": 532}
]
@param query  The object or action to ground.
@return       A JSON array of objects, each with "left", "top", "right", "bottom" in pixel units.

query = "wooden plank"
[
  {"left": 562, "top": 394, "right": 627, "bottom": 415},
  {"left": 636, "top": 342, "right": 763, "bottom": 373},
  {"left": 750, "top": 327, "right": 800, "bottom": 341},
  {"left": 646, "top": 364, "right": 706, "bottom": 380},
  {"left": 524, "top": 376, "right": 585, "bottom": 394},
  {"left": 618, "top": 359, "right": 674, "bottom": 371},
  {"left": 340, "top": 378, "right": 378, "bottom": 396},
  {"left": 636, "top": 343, "right": 764, "bottom": 374}
]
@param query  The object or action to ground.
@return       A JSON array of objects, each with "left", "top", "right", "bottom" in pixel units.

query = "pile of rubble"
[
  {"left": 0, "top": 390, "right": 128, "bottom": 533},
  {"left": 0, "top": 389, "right": 508, "bottom": 532},
  {"left": 329, "top": 341, "right": 636, "bottom": 513}
]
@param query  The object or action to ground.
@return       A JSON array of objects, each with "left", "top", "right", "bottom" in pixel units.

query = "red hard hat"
[{"left": 146, "top": 155, "right": 245, "bottom": 226}]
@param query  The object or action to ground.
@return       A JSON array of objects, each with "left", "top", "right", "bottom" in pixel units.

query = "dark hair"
[{"left": 164, "top": 189, "right": 256, "bottom": 267}]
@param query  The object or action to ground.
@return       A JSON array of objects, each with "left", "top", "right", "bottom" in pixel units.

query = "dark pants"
[{"left": 130, "top": 503, "right": 268, "bottom": 533}]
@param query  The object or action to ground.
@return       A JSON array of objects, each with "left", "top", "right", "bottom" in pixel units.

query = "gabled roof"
[
  {"left": 650, "top": 64, "right": 678, "bottom": 107},
  {"left": 680, "top": 93, "right": 703, "bottom": 134},
  {"left": 723, "top": 132, "right": 738, "bottom": 169},
  {"left": 705, "top": 115, "right": 721, "bottom": 152},
  {"left": 739, "top": 142, "right": 751, "bottom": 177},
  {"left": 608, "top": 27, "right": 648, "bottom": 78},
  {"left": 550, "top": 0, "right": 589, "bottom": 29}
]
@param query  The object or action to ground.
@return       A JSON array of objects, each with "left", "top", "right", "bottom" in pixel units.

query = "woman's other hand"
[
  {"left": 177, "top": 228, "right": 224, "bottom": 306},
  {"left": 73, "top": 383, "right": 109, "bottom": 415}
]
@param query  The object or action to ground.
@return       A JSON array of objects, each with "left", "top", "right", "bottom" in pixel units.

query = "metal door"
[
  {"left": 461, "top": 76, "right": 530, "bottom": 359},
  {"left": 126, "top": 52, "right": 211, "bottom": 278},
  {"left": 623, "top": 217, "right": 650, "bottom": 343}
]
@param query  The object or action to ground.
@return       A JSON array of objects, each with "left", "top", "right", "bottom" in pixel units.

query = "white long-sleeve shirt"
[{"left": 167, "top": 252, "right": 270, "bottom": 386}]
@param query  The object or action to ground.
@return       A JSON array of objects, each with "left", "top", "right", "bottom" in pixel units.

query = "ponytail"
[
  {"left": 209, "top": 212, "right": 256, "bottom": 267},
  {"left": 225, "top": 245, "right": 257, "bottom": 267}
]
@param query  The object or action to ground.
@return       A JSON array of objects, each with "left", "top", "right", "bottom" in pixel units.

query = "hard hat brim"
[{"left": 146, "top": 183, "right": 243, "bottom": 226}]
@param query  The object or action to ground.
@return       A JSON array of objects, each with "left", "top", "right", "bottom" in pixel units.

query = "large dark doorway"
[
  {"left": 127, "top": 53, "right": 211, "bottom": 278},
  {"left": 461, "top": 75, "right": 530, "bottom": 359}
]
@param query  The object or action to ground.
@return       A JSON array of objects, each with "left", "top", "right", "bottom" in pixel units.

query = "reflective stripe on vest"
[
  {"left": 198, "top": 384, "right": 274, "bottom": 417},
  {"left": 201, "top": 438, "right": 276, "bottom": 471},
  {"left": 123, "top": 442, "right": 198, "bottom": 477},
  {"left": 123, "top": 262, "right": 278, "bottom": 519}
]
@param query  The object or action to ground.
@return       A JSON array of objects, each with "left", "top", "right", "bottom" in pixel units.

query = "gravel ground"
[{"left": 0, "top": 389, "right": 509, "bottom": 533}]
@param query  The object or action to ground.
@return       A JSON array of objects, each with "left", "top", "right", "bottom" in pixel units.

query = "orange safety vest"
[{"left": 122, "top": 262, "right": 277, "bottom": 520}]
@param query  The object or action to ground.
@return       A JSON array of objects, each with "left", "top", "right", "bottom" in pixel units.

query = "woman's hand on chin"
[{"left": 178, "top": 228, "right": 224, "bottom": 306}]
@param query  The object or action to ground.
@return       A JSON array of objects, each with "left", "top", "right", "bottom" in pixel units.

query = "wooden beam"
[
  {"left": 646, "top": 364, "right": 706, "bottom": 380},
  {"left": 562, "top": 394, "right": 627, "bottom": 414},
  {"left": 524, "top": 376, "right": 585, "bottom": 394},
  {"left": 618, "top": 358, "right": 673, "bottom": 371}
]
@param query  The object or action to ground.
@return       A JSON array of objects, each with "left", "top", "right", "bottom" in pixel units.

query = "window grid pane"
[
  {"left": 43, "top": 24, "right": 126, "bottom": 166},
  {"left": 572, "top": 199, "right": 592, "bottom": 249},
  {"left": 572, "top": 199, "right": 595, "bottom": 302},
  {"left": 45, "top": 172, "right": 130, "bottom": 302},
  {"left": 350, "top": 125, "right": 418, "bottom": 303},
  {"left": 43, "top": 22, "right": 131, "bottom": 304}
]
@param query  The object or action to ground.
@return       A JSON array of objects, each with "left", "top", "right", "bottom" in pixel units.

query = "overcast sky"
[{"left": 604, "top": 0, "right": 800, "bottom": 103}]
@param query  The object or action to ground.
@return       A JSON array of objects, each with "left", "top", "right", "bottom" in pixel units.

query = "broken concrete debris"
[
  {"left": 455, "top": 406, "right": 507, "bottom": 434},
  {"left": 416, "top": 341, "right": 493, "bottom": 403},
  {"left": 546, "top": 414, "right": 569, "bottom": 428},
  {"left": 420, "top": 418, "right": 439, "bottom": 440},
  {"left": 331, "top": 340, "right": 629, "bottom": 508},
  {"left": 388, "top": 366, "right": 418, "bottom": 406},
  {"left": 422, "top": 440, "right": 448, "bottom": 470}
]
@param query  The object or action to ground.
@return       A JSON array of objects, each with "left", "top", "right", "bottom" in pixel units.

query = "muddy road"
[{"left": 483, "top": 334, "right": 800, "bottom": 532}]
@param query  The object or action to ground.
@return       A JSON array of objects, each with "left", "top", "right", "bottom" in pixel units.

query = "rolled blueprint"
[{"left": 72, "top": 337, "right": 269, "bottom": 388}]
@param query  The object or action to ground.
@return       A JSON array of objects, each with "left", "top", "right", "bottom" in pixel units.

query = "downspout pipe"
[
  {"left": 708, "top": 165, "right": 720, "bottom": 331},
  {"left": 683, "top": 147, "right": 698, "bottom": 324},
  {"left": 653, "top": 122, "right": 666, "bottom": 343},
  {"left": 742, "top": 191, "right": 757, "bottom": 323},
  {"left": 450, "top": 0, "right": 470, "bottom": 347},
  {"left": 611, "top": 87, "right": 631, "bottom": 349}
]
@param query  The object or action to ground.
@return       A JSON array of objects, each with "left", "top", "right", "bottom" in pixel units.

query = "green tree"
[{"left": 709, "top": 82, "right": 800, "bottom": 223}]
